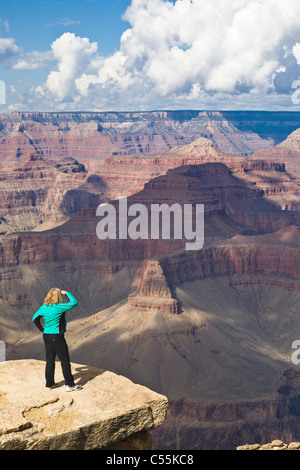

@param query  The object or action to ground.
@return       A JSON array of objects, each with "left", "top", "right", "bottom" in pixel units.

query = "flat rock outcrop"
[
  {"left": 237, "top": 440, "right": 300, "bottom": 450},
  {"left": 0, "top": 359, "right": 168, "bottom": 450}
]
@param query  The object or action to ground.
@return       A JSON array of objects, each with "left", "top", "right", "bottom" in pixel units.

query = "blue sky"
[
  {"left": 0, "top": 0, "right": 131, "bottom": 54},
  {"left": 0, "top": 0, "right": 131, "bottom": 89},
  {"left": 0, "top": 0, "right": 300, "bottom": 112}
]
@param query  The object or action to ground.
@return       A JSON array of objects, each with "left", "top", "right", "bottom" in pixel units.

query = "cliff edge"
[{"left": 0, "top": 359, "right": 168, "bottom": 450}]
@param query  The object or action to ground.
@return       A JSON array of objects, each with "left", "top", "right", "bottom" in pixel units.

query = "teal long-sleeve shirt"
[{"left": 32, "top": 292, "right": 78, "bottom": 335}]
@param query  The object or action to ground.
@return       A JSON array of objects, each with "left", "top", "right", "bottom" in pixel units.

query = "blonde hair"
[{"left": 44, "top": 288, "right": 62, "bottom": 306}]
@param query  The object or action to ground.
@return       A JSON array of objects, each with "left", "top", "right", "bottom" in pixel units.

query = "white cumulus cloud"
[
  {"left": 0, "top": 37, "right": 20, "bottom": 62},
  {"left": 116, "top": 0, "right": 300, "bottom": 97},
  {"left": 36, "top": 32, "right": 98, "bottom": 102},
  {"left": 12, "top": 50, "right": 55, "bottom": 70},
  {"left": 9, "top": 0, "right": 300, "bottom": 111}
]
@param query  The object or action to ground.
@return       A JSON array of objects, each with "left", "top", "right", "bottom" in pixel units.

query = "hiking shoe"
[
  {"left": 66, "top": 384, "right": 82, "bottom": 392},
  {"left": 47, "top": 384, "right": 58, "bottom": 390}
]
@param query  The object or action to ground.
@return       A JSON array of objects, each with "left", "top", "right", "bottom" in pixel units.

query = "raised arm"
[{"left": 61, "top": 291, "right": 78, "bottom": 311}]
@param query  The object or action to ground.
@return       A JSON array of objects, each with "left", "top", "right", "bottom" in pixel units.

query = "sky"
[{"left": 0, "top": 0, "right": 300, "bottom": 113}]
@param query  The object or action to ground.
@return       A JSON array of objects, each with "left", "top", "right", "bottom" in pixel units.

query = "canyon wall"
[
  {"left": 254, "top": 128, "right": 300, "bottom": 177},
  {"left": 0, "top": 111, "right": 275, "bottom": 165},
  {"left": 0, "top": 125, "right": 300, "bottom": 450}
]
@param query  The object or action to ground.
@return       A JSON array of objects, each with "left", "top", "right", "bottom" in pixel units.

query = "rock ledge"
[
  {"left": 237, "top": 440, "right": 300, "bottom": 451},
  {"left": 0, "top": 359, "right": 168, "bottom": 450}
]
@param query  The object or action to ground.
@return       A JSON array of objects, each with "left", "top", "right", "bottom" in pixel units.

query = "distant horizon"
[
  {"left": 2, "top": 109, "right": 300, "bottom": 115},
  {"left": 1, "top": 108, "right": 300, "bottom": 145}
]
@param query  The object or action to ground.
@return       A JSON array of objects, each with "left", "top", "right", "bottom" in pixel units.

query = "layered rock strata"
[
  {"left": 128, "top": 260, "right": 179, "bottom": 315},
  {"left": 237, "top": 440, "right": 300, "bottom": 450},
  {"left": 0, "top": 111, "right": 273, "bottom": 163},
  {"left": 0, "top": 162, "right": 296, "bottom": 270},
  {"left": 93, "top": 137, "right": 300, "bottom": 213},
  {"left": 254, "top": 128, "right": 300, "bottom": 177},
  {"left": 0, "top": 135, "right": 300, "bottom": 451},
  {"left": 0, "top": 137, "right": 299, "bottom": 238},
  {"left": 0, "top": 152, "right": 88, "bottom": 234}
]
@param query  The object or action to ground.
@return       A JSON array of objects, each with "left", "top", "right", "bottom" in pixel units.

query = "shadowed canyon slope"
[
  {"left": 1, "top": 126, "right": 300, "bottom": 450},
  {"left": 2, "top": 136, "right": 300, "bottom": 237}
]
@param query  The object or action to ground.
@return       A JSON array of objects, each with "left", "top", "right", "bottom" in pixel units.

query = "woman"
[{"left": 32, "top": 288, "right": 82, "bottom": 392}]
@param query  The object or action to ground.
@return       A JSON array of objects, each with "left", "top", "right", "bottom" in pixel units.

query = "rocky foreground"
[
  {"left": 0, "top": 360, "right": 168, "bottom": 450},
  {"left": 237, "top": 440, "right": 300, "bottom": 450}
]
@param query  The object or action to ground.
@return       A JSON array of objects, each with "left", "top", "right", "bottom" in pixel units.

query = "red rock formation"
[
  {"left": 128, "top": 260, "right": 179, "bottom": 314},
  {"left": 0, "top": 133, "right": 299, "bottom": 451},
  {"left": 0, "top": 111, "right": 273, "bottom": 165},
  {"left": 0, "top": 152, "right": 88, "bottom": 234},
  {"left": 160, "top": 226, "right": 300, "bottom": 288},
  {"left": 254, "top": 128, "right": 300, "bottom": 177},
  {"left": 1, "top": 162, "right": 295, "bottom": 267},
  {"left": 93, "top": 137, "right": 300, "bottom": 215},
  {"left": 0, "top": 133, "right": 295, "bottom": 240}
]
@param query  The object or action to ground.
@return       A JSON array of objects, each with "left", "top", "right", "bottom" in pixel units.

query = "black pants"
[{"left": 43, "top": 334, "right": 75, "bottom": 387}]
